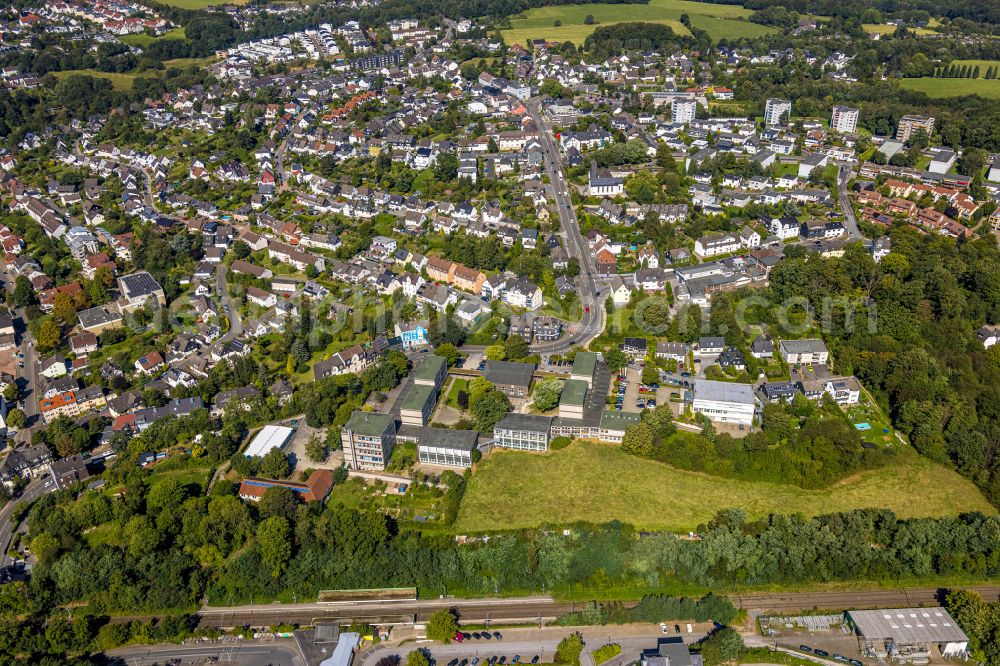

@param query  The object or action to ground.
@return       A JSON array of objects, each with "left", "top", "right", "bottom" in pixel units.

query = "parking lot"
[{"left": 611, "top": 365, "right": 676, "bottom": 414}]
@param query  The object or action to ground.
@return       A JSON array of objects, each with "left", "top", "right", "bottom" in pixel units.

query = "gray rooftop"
[
  {"left": 414, "top": 426, "right": 478, "bottom": 451},
  {"left": 494, "top": 413, "right": 552, "bottom": 434},
  {"left": 779, "top": 338, "right": 828, "bottom": 354},
  {"left": 599, "top": 410, "right": 641, "bottom": 431},
  {"left": 847, "top": 607, "right": 968, "bottom": 644},
  {"left": 483, "top": 360, "right": 535, "bottom": 387},
  {"left": 693, "top": 379, "right": 755, "bottom": 405}
]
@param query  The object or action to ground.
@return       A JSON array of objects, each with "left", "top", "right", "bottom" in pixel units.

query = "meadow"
[
  {"left": 501, "top": 0, "right": 775, "bottom": 46},
  {"left": 455, "top": 440, "right": 995, "bottom": 532},
  {"left": 898, "top": 77, "right": 1000, "bottom": 99},
  {"left": 153, "top": 0, "right": 248, "bottom": 8},
  {"left": 51, "top": 69, "right": 145, "bottom": 91},
  {"left": 120, "top": 26, "right": 186, "bottom": 48}
]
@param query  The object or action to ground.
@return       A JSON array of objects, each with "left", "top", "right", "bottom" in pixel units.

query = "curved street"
[{"left": 526, "top": 99, "right": 606, "bottom": 355}]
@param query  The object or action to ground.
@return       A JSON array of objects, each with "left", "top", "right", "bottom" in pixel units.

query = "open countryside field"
[
  {"left": 501, "top": 0, "right": 775, "bottom": 46},
  {"left": 456, "top": 440, "right": 995, "bottom": 532},
  {"left": 898, "top": 77, "right": 1000, "bottom": 99}
]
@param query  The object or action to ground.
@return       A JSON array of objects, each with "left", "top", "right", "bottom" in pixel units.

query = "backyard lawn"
[
  {"left": 501, "top": 0, "right": 774, "bottom": 46},
  {"left": 456, "top": 440, "right": 994, "bottom": 532},
  {"left": 446, "top": 378, "right": 470, "bottom": 409}
]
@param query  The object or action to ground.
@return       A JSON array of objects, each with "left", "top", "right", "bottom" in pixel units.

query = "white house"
[
  {"left": 769, "top": 216, "right": 800, "bottom": 240},
  {"left": 694, "top": 232, "right": 741, "bottom": 259},
  {"left": 609, "top": 276, "right": 632, "bottom": 307},
  {"left": 779, "top": 338, "right": 829, "bottom": 365},
  {"left": 502, "top": 278, "right": 544, "bottom": 310}
]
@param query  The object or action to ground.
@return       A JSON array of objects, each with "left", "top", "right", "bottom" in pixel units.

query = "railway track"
[{"left": 108, "top": 586, "right": 1000, "bottom": 628}]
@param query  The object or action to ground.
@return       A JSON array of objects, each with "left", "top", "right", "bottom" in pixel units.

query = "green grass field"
[
  {"left": 50, "top": 69, "right": 145, "bottom": 91},
  {"left": 120, "top": 26, "right": 186, "bottom": 48},
  {"left": 946, "top": 59, "right": 1000, "bottom": 77},
  {"left": 146, "top": 461, "right": 213, "bottom": 493},
  {"left": 455, "top": 440, "right": 995, "bottom": 532},
  {"left": 898, "top": 77, "right": 1000, "bottom": 99},
  {"left": 501, "top": 0, "right": 774, "bottom": 46},
  {"left": 154, "top": 0, "right": 247, "bottom": 8},
  {"left": 862, "top": 23, "right": 938, "bottom": 35}
]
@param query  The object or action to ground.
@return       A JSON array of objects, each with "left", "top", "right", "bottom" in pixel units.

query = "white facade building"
[
  {"left": 830, "top": 105, "right": 859, "bottom": 133},
  {"left": 764, "top": 98, "right": 792, "bottom": 126},
  {"left": 672, "top": 98, "right": 697, "bottom": 125},
  {"left": 692, "top": 380, "right": 756, "bottom": 426}
]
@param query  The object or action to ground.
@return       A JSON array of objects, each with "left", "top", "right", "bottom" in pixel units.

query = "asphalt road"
[
  {"left": 13, "top": 307, "right": 40, "bottom": 438},
  {"left": 0, "top": 478, "right": 48, "bottom": 567},
  {"left": 525, "top": 99, "right": 606, "bottom": 355},
  {"left": 214, "top": 263, "right": 243, "bottom": 347},
  {"left": 837, "top": 164, "right": 862, "bottom": 239},
  {"left": 106, "top": 640, "right": 303, "bottom": 666}
]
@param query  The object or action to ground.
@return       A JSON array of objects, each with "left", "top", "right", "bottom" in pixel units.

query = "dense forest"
[{"left": 761, "top": 228, "right": 1000, "bottom": 505}]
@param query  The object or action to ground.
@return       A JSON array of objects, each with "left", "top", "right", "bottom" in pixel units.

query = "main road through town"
[{"left": 525, "top": 99, "right": 606, "bottom": 355}]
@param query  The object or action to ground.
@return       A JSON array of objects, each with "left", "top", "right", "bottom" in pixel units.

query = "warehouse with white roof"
[
  {"left": 846, "top": 607, "right": 968, "bottom": 661},
  {"left": 244, "top": 424, "right": 296, "bottom": 457}
]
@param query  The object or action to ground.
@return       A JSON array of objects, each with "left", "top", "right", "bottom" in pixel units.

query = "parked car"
[
  {"left": 454, "top": 633, "right": 465, "bottom": 643},
  {"left": 659, "top": 623, "right": 668, "bottom": 635},
  {"left": 493, "top": 632, "right": 502, "bottom": 640},
  {"left": 814, "top": 650, "right": 829, "bottom": 658},
  {"left": 799, "top": 646, "right": 813, "bottom": 654}
]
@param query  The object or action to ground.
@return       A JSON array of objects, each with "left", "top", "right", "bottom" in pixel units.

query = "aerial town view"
[{"left": 0, "top": 0, "right": 997, "bottom": 662}]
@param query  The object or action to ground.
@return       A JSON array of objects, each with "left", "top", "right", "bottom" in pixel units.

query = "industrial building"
[{"left": 846, "top": 607, "right": 968, "bottom": 662}]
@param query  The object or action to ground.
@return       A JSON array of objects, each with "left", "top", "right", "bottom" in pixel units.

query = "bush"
[
  {"left": 550, "top": 436, "right": 573, "bottom": 451},
  {"left": 697, "top": 627, "right": 743, "bottom": 665},
  {"left": 593, "top": 644, "right": 621, "bottom": 666},
  {"left": 555, "top": 632, "right": 585, "bottom": 665}
]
